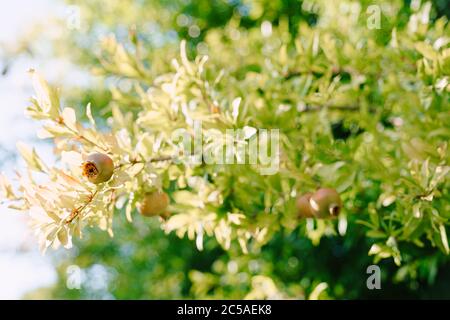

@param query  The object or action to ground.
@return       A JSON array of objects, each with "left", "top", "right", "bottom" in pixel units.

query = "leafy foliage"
[{"left": 2, "top": 0, "right": 449, "bottom": 299}]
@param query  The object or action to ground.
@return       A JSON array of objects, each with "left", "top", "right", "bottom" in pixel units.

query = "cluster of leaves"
[{"left": 1, "top": 0, "right": 449, "bottom": 299}]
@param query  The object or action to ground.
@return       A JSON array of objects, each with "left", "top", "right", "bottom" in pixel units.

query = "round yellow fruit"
[
  {"left": 309, "top": 188, "right": 342, "bottom": 219},
  {"left": 82, "top": 153, "right": 114, "bottom": 184},
  {"left": 296, "top": 192, "right": 315, "bottom": 218},
  {"left": 137, "top": 191, "right": 170, "bottom": 217}
]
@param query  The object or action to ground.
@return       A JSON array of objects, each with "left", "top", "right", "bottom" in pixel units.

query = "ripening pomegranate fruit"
[
  {"left": 81, "top": 153, "right": 114, "bottom": 184},
  {"left": 137, "top": 191, "right": 170, "bottom": 217},
  {"left": 309, "top": 188, "right": 342, "bottom": 219},
  {"left": 296, "top": 192, "right": 315, "bottom": 218}
]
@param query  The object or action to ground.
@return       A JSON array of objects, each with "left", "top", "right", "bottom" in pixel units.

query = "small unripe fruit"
[
  {"left": 82, "top": 153, "right": 114, "bottom": 184},
  {"left": 296, "top": 192, "right": 315, "bottom": 218},
  {"left": 309, "top": 188, "right": 342, "bottom": 219},
  {"left": 137, "top": 191, "right": 170, "bottom": 217}
]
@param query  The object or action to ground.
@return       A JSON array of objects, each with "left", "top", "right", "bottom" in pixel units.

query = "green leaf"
[{"left": 16, "top": 141, "right": 48, "bottom": 172}]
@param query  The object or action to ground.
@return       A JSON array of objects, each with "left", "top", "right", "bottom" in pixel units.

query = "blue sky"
[{"left": 1, "top": 0, "right": 111, "bottom": 299}]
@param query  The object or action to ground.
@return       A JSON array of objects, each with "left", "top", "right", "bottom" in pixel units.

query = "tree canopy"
[{"left": 1, "top": 0, "right": 449, "bottom": 299}]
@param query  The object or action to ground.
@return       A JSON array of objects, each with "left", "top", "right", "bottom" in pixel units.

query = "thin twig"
[
  {"left": 56, "top": 116, "right": 111, "bottom": 153},
  {"left": 300, "top": 105, "right": 360, "bottom": 112},
  {"left": 65, "top": 190, "right": 98, "bottom": 224},
  {"left": 114, "top": 155, "right": 175, "bottom": 170}
]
